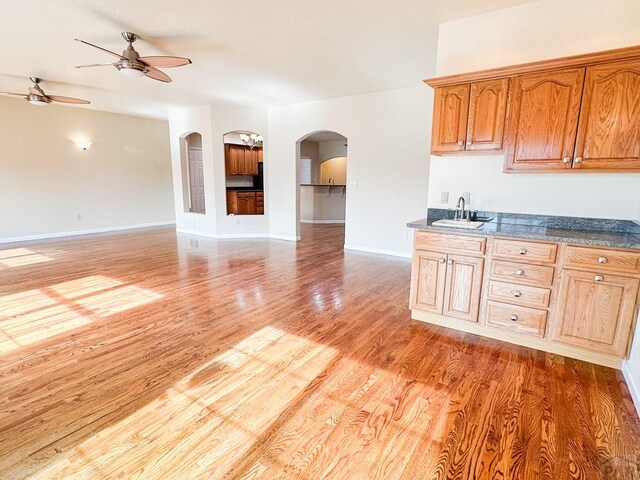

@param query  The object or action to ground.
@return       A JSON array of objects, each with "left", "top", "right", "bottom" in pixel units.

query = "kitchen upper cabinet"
[
  {"left": 442, "top": 254, "right": 484, "bottom": 322},
  {"left": 574, "top": 59, "right": 640, "bottom": 171},
  {"left": 466, "top": 78, "right": 509, "bottom": 152},
  {"left": 553, "top": 269, "right": 639, "bottom": 356},
  {"left": 244, "top": 148, "right": 259, "bottom": 176},
  {"left": 225, "top": 144, "right": 245, "bottom": 175},
  {"left": 431, "top": 84, "right": 470, "bottom": 154},
  {"left": 410, "top": 250, "right": 447, "bottom": 313},
  {"left": 504, "top": 68, "right": 585, "bottom": 172}
]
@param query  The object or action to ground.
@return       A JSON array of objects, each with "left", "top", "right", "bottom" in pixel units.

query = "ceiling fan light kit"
[{"left": 75, "top": 31, "right": 192, "bottom": 84}]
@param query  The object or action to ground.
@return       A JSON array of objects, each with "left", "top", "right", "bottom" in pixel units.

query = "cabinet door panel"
[
  {"left": 466, "top": 78, "right": 509, "bottom": 151},
  {"left": 443, "top": 254, "right": 484, "bottom": 322},
  {"left": 245, "top": 148, "right": 259, "bottom": 175},
  {"left": 410, "top": 250, "right": 447, "bottom": 313},
  {"left": 553, "top": 270, "right": 639, "bottom": 356},
  {"left": 431, "top": 84, "right": 470, "bottom": 154},
  {"left": 504, "top": 68, "right": 584, "bottom": 171},
  {"left": 226, "top": 144, "right": 246, "bottom": 175},
  {"left": 574, "top": 59, "right": 640, "bottom": 170}
]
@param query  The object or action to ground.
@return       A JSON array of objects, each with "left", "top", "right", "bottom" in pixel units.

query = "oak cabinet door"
[
  {"left": 574, "top": 59, "right": 640, "bottom": 171},
  {"left": 410, "top": 250, "right": 447, "bottom": 313},
  {"left": 225, "top": 144, "right": 246, "bottom": 175},
  {"left": 244, "top": 148, "right": 259, "bottom": 175},
  {"left": 443, "top": 254, "right": 484, "bottom": 322},
  {"left": 553, "top": 270, "right": 639, "bottom": 356},
  {"left": 504, "top": 68, "right": 584, "bottom": 171},
  {"left": 431, "top": 84, "right": 470, "bottom": 154},
  {"left": 466, "top": 78, "right": 509, "bottom": 152}
]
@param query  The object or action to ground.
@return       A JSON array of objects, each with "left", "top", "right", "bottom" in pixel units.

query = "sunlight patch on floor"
[
  {"left": 0, "top": 276, "right": 163, "bottom": 354},
  {"left": 28, "top": 326, "right": 338, "bottom": 479}
]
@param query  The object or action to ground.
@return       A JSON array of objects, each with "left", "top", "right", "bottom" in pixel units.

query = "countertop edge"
[{"left": 406, "top": 219, "right": 640, "bottom": 250}]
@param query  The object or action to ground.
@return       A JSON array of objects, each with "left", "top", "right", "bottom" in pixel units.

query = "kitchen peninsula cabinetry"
[
  {"left": 425, "top": 45, "right": 640, "bottom": 172},
  {"left": 409, "top": 228, "right": 640, "bottom": 368}
]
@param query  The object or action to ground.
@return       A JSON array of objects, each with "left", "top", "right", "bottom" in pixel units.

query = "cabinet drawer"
[
  {"left": 415, "top": 231, "right": 486, "bottom": 256},
  {"left": 485, "top": 300, "right": 548, "bottom": 337},
  {"left": 489, "top": 260, "right": 555, "bottom": 287},
  {"left": 492, "top": 238, "right": 557, "bottom": 264},
  {"left": 487, "top": 280, "right": 551, "bottom": 309},
  {"left": 564, "top": 246, "right": 640, "bottom": 275}
]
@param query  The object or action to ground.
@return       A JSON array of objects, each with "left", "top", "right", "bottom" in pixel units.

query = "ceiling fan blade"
[
  {"left": 75, "top": 38, "right": 125, "bottom": 60},
  {"left": 139, "top": 56, "right": 192, "bottom": 68},
  {"left": 145, "top": 66, "right": 172, "bottom": 83},
  {"left": 47, "top": 95, "right": 90, "bottom": 105},
  {"left": 0, "top": 92, "right": 28, "bottom": 98},
  {"left": 75, "top": 63, "right": 115, "bottom": 69}
]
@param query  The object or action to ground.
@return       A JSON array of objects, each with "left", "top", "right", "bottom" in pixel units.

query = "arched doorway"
[
  {"left": 296, "top": 130, "right": 348, "bottom": 240},
  {"left": 180, "top": 132, "right": 205, "bottom": 214}
]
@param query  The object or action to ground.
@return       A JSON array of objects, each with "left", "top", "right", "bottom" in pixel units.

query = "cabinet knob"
[
  {"left": 447, "top": 259, "right": 454, "bottom": 265},
  {"left": 512, "top": 291, "right": 522, "bottom": 298},
  {"left": 515, "top": 269, "right": 525, "bottom": 276},
  {"left": 598, "top": 257, "right": 608, "bottom": 264},
  {"left": 562, "top": 157, "right": 571, "bottom": 164},
  {"left": 574, "top": 157, "right": 583, "bottom": 163},
  {"left": 458, "top": 140, "right": 464, "bottom": 146},
  {"left": 595, "top": 275, "right": 604, "bottom": 282},
  {"left": 439, "top": 258, "right": 446, "bottom": 264},
  {"left": 510, "top": 315, "right": 519, "bottom": 321},
  {"left": 519, "top": 248, "right": 527, "bottom": 255}
]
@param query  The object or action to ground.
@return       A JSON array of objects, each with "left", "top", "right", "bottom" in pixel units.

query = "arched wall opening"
[
  {"left": 296, "top": 130, "right": 348, "bottom": 239},
  {"left": 179, "top": 132, "right": 205, "bottom": 214}
]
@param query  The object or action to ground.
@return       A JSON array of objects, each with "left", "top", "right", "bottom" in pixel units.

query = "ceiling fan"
[
  {"left": 0, "top": 77, "right": 90, "bottom": 106},
  {"left": 75, "top": 32, "right": 192, "bottom": 83}
]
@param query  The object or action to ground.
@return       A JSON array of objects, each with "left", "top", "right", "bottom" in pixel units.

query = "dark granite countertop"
[
  {"left": 407, "top": 209, "right": 640, "bottom": 249},
  {"left": 300, "top": 183, "right": 347, "bottom": 187},
  {"left": 226, "top": 187, "right": 264, "bottom": 192}
]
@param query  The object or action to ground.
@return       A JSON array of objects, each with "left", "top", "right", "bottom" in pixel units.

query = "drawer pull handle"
[
  {"left": 519, "top": 248, "right": 527, "bottom": 255},
  {"left": 598, "top": 257, "right": 608, "bottom": 264},
  {"left": 515, "top": 269, "right": 525, "bottom": 276},
  {"left": 458, "top": 140, "right": 464, "bottom": 146},
  {"left": 510, "top": 315, "right": 519, "bottom": 321},
  {"left": 512, "top": 291, "right": 522, "bottom": 298},
  {"left": 439, "top": 258, "right": 446, "bottom": 264},
  {"left": 595, "top": 275, "right": 604, "bottom": 282},
  {"left": 447, "top": 259, "right": 454, "bottom": 265}
]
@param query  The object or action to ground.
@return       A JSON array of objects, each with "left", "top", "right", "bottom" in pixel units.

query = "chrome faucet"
[
  {"left": 328, "top": 177, "right": 335, "bottom": 185},
  {"left": 454, "top": 195, "right": 467, "bottom": 221}
]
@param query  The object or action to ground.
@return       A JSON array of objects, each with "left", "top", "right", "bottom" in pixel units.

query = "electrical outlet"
[
  {"left": 440, "top": 191, "right": 449, "bottom": 204},
  {"left": 235, "top": 219, "right": 240, "bottom": 226},
  {"left": 349, "top": 180, "right": 359, "bottom": 188},
  {"left": 462, "top": 192, "right": 471, "bottom": 204},
  {"left": 401, "top": 229, "right": 408, "bottom": 239},
  {"left": 76, "top": 214, "right": 82, "bottom": 221}
]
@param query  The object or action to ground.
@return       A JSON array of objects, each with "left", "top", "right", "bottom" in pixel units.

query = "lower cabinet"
[
  {"left": 226, "top": 190, "right": 263, "bottom": 215},
  {"left": 410, "top": 230, "right": 640, "bottom": 368},
  {"left": 552, "top": 269, "right": 640, "bottom": 356},
  {"left": 411, "top": 250, "right": 483, "bottom": 323}
]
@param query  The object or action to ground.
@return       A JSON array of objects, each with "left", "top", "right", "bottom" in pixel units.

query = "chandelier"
[{"left": 240, "top": 133, "right": 263, "bottom": 149}]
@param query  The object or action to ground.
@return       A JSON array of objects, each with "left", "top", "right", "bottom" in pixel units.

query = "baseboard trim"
[
  {"left": 343, "top": 244, "right": 411, "bottom": 259},
  {"left": 622, "top": 360, "right": 640, "bottom": 418},
  {"left": 300, "top": 219, "right": 346, "bottom": 224},
  {"left": 176, "top": 229, "right": 301, "bottom": 242},
  {"left": 0, "top": 221, "right": 176, "bottom": 244}
]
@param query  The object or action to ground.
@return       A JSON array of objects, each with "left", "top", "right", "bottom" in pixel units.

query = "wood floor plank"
[{"left": 0, "top": 224, "right": 639, "bottom": 479}]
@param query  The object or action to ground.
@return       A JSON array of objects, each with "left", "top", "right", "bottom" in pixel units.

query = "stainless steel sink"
[{"left": 431, "top": 219, "right": 485, "bottom": 229}]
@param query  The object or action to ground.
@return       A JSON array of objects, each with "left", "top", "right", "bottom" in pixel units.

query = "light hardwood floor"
[{"left": 1, "top": 224, "right": 639, "bottom": 479}]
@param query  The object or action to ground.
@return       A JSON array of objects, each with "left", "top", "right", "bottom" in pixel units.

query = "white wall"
[
  {"left": 429, "top": 0, "right": 640, "bottom": 220},
  {"left": 268, "top": 86, "right": 432, "bottom": 255},
  {"left": 319, "top": 141, "right": 347, "bottom": 163},
  {"left": 0, "top": 97, "right": 174, "bottom": 241},
  {"left": 168, "top": 104, "right": 268, "bottom": 238}
]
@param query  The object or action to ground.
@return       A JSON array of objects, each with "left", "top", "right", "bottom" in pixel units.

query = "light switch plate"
[
  {"left": 440, "top": 191, "right": 449, "bottom": 204},
  {"left": 462, "top": 192, "right": 471, "bottom": 204}
]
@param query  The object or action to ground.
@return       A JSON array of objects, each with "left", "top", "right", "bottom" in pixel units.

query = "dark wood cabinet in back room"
[
  {"left": 225, "top": 144, "right": 261, "bottom": 176},
  {"left": 425, "top": 45, "right": 640, "bottom": 173}
]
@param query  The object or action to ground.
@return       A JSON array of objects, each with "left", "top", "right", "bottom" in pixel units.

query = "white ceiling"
[{"left": 0, "top": 0, "right": 534, "bottom": 119}]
